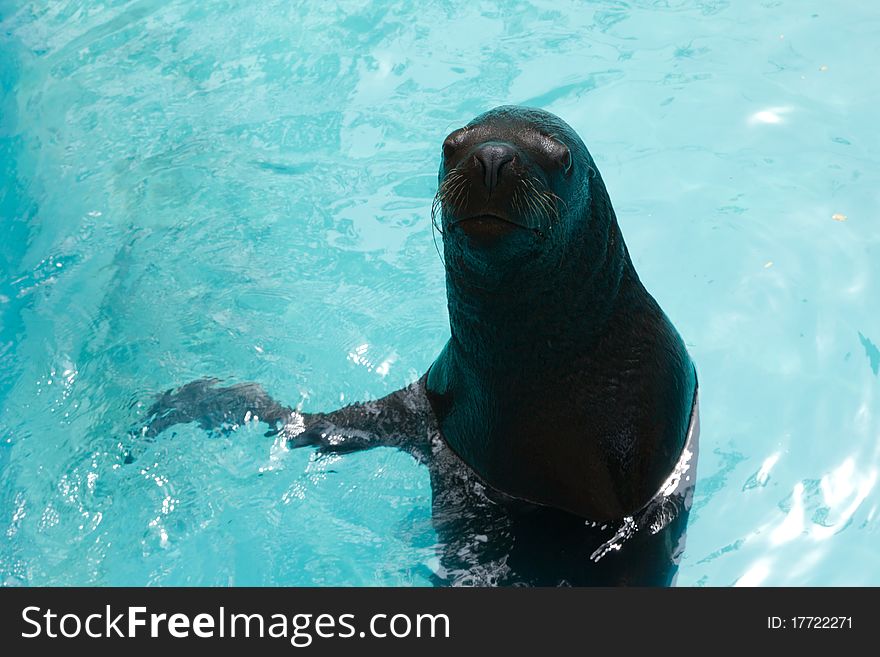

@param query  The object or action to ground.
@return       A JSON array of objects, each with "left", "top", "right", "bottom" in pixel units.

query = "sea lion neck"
[{"left": 443, "top": 177, "right": 632, "bottom": 374}]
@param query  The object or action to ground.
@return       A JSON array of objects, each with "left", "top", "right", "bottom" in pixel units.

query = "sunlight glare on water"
[{"left": 1, "top": 0, "right": 878, "bottom": 586}]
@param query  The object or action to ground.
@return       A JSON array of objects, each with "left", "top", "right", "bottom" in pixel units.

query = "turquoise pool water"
[{"left": 1, "top": 0, "right": 878, "bottom": 586}]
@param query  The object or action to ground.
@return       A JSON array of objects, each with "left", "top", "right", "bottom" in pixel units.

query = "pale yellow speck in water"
[
  {"left": 819, "top": 65, "right": 829, "bottom": 72},
  {"left": 832, "top": 213, "right": 847, "bottom": 222},
  {"left": 764, "top": 261, "right": 774, "bottom": 269}
]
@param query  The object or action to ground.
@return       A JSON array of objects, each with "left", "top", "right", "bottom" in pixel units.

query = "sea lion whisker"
[
  {"left": 526, "top": 180, "right": 544, "bottom": 223},
  {"left": 538, "top": 191, "right": 557, "bottom": 223},
  {"left": 525, "top": 179, "right": 546, "bottom": 214},
  {"left": 445, "top": 185, "right": 467, "bottom": 214},
  {"left": 526, "top": 190, "right": 542, "bottom": 225},
  {"left": 431, "top": 216, "right": 446, "bottom": 266},
  {"left": 512, "top": 184, "right": 523, "bottom": 216}
]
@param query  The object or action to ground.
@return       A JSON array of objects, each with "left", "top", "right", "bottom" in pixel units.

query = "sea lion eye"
[
  {"left": 442, "top": 127, "right": 469, "bottom": 159},
  {"left": 542, "top": 136, "right": 572, "bottom": 175},
  {"left": 559, "top": 146, "right": 572, "bottom": 175}
]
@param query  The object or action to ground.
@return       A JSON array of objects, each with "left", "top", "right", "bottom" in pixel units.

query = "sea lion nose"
[{"left": 473, "top": 142, "right": 516, "bottom": 192}]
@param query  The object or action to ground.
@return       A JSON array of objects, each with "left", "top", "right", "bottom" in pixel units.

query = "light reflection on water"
[{"left": 1, "top": 0, "right": 878, "bottom": 586}]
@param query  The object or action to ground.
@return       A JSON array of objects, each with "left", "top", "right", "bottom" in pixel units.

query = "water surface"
[{"left": 1, "top": 0, "right": 878, "bottom": 585}]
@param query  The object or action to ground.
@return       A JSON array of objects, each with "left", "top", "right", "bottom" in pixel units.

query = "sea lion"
[{"left": 138, "top": 105, "right": 699, "bottom": 586}]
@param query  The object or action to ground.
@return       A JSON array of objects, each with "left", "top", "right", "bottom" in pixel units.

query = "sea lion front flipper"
[
  {"left": 133, "top": 378, "right": 296, "bottom": 439},
  {"left": 289, "top": 375, "right": 433, "bottom": 462},
  {"left": 132, "top": 375, "right": 432, "bottom": 462}
]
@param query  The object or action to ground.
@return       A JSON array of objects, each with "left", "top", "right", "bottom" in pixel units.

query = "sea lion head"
[{"left": 434, "top": 105, "right": 612, "bottom": 292}]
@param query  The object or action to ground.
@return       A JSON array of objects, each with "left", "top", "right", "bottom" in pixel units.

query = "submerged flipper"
[
  {"left": 135, "top": 378, "right": 294, "bottom": 438},
  {"left": 132, "top": 375, "right": 431, "bottom": 461}
]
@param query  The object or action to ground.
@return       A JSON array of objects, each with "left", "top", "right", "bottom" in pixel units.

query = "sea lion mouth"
[
  {"left": 432, "top": 167, "right": 559, "bottom": 243},
  {"left": 451, "top": 213, "right": 521, "bottom": 229},
  {"left": 450, "top": 214, "right": 532, "bottom": 244}
]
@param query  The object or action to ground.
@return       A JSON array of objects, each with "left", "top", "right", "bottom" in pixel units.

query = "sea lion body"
[{"left": 140, "top": 106, "right": 699, "bottom": 586}]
